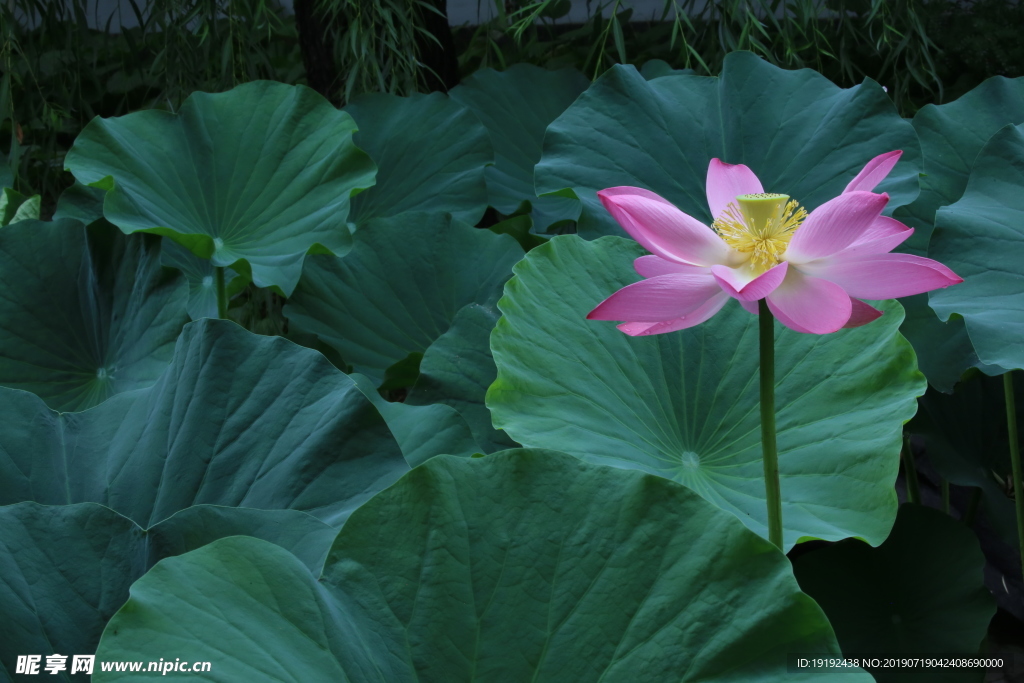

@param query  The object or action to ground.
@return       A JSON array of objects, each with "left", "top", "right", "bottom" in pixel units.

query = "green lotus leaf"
[
  {"left": 64, "top": 80, "right": 376, "bottom": 296},
  {"left": 899, "top": 295, "right": 1005, "bottom": 393},
  {"left": 406, "top": 303, "right": 517, "bottom": 453},
  {"left": 793, "top": 505, "right": 995, "bottom": 682},
  {"left": 895, "top": 298, "right": 982, "bottom": 397},
  {"left": 909, "top": 373, "right": 1023, "bottom": 547},
  {"left": 95, "top": 449, "right": 865, "bottom": 682},
  {"left": 0, "top": 187, "right": 39, "bottom": 225},
  {"left": 0, "top": 318, "right": 409, "bottom": 527},
  {"left": 377, "top": 351, "right": 423, "bottom": 392},
  {"left": 450, "top": 64, "right": 588, "bottom": 230},
  {"left": 929, "top": 123, "right": 1024, "bottom": 371},
  {"left": 895, "top": 76, "right": 1024, "bottom": 256},
  {"left": 53, "top": 181, "right": 106, "bottom": 225},
  {"left": 159, "top": 239, "right": 244, "bottom": 321},
  {"left": 344, "top": 92, "right": 491, "bottom": 226},
  {"left": 286, "top": 212, "right": 523, "bottom": 384},
  {"left": 536, "top": 52, "right": 920, "bottom": 239},
  {"left": 488, "top": 213, "right": 549, "bottom": 252},
  {"left": 11, "top": 196, "right": 39, "bottom": 223},
  {"left": 350, "top": 373, "right": 479, "bottom": 467},
  {"left": 146, "top": 505, "right": 336, "bottom": 572},
  {"left": 639, "top": 59, "right": 694, "bottom": 79},
  {"left": 892, "top": 77, "right": 1024, "bottom": 390},
  {"left": 0, "top": 502, "right": 337, "bottom": 682},
  {"left": 487, "top": 236, "right": 925, "bottom": 549},
  {"left": 0, "top": 219, "right": 189, "bottom": 411}
]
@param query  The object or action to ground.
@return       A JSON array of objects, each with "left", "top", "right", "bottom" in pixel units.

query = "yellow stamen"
[{"left": 711, "top": 193, "right": 807, "bottom": 273}]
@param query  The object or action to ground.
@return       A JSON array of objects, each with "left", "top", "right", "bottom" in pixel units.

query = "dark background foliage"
[
  {"left": 3, "top": 0, "right": 1023, "bottom": 210},
  {"left": 2, "top": 0, "right": 1024, "bottom": 677}
]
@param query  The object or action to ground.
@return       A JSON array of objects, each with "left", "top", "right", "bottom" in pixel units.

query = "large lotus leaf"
[
  {"left": 64, "top": 80, "right": 376, "bottom": 296},
  {"left": 0, "top": 187, "right": 39, "bottom": 225},
  {"left": 899, "top": 295, "right": 1005, "bottom": 393},
  {"left": 909, "top": 373, "right": 1023, "bottom": 547},
  {"left": 0, "top": 219, "right": 189, "bottom": 411},
  {"left": 793, "top": 505, "right": 994, "bottom": 682},
  {"left": 487, "top": 212, "right": 550, "bottom": 252},
  {"left": 929, "top": 124, "right": 1024, "bottom": 371},
  {"left": 536, "top": 52, "right": 920, "bottom": 239},
  {"left": 406, "top": 303, "right": 516, "bottom": 453},
  {"left": 0, "top": 502, "right": 337, "bottom": 682},
  {"left": 95, "top": 449, "right": 866, "bottom": 682},
  {"left": 52, "top": 181, "right": 106, "bottom": 225},
  {"left": 159, "top": 239, "right": 244, "bottom": 321},
  {"left": 487, "top": 236, "right": 924, "bottom": 549},
  {"left": 896, "top": 297, "right": 989, "bottom": 398},
  {"left": 0, "top": 318, "right": 409, "bottom": 527},
  {"left": 895, "top": 76, "right": 1024, "bottom": 255},
  {"left": 349, "top": 373, "right": 479, "bottom": 467},
  {"left": 344, "top": 92, "right": 491, "bottom": 226},
  {"left": 146, "top": 505, "right": 336, "bottom": 572},
  {"left": 286, "top": 212, "right": 523, "bottom": 383},
  {"left": 892, "top": 78, "right": 1024, "bottom": 390},
  {"left": 639, "top": 59, "right": 695, "bottom": 79},
  {"left": 450, "top": 64, "right": 587, "bottom": 230}
]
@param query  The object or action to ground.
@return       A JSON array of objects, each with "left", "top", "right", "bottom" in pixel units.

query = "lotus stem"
[
  {"left": 941, "top": 479, "right": 950, "bottom": 515},
  {"left": 1003, "top": 372, "right": 1024, "bottom": 577},
  {"left": 758, "top": 298, "right": 783, "bottom": 549},
  {"left": 215, "top": 266, "right": 228, "bottom": 319},
  {"left": 902, "top": 434, "right": 920, "bottom": 505}
]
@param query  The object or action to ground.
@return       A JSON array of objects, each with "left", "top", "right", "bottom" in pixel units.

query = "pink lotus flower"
[{"left": 588, "top": 151, "right": 962, "bottom": 335}]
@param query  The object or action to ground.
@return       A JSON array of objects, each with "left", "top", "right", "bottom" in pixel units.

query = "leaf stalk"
[{"left": 758, "top": 298, "right": 783, "bottom": 549}]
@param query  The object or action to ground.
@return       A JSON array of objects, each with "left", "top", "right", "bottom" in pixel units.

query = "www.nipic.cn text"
[{"left": 16, "top": 654, "right": 212, "bottom": 676}]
